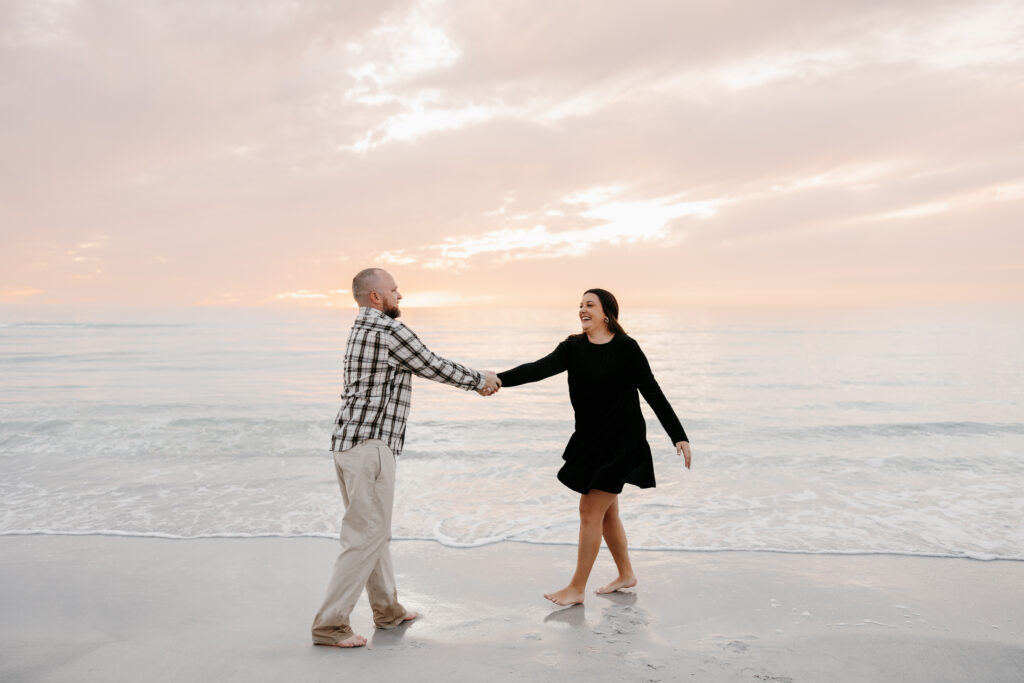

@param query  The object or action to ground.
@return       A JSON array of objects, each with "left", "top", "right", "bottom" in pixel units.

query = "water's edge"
[{"left": 4, "top": 529, "right": 1021, "bottom": 562}]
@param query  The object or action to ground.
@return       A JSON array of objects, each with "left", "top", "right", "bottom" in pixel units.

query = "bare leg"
[
  {"left": 596, "top": 496, "right": 637, "bottom": 594},
  {"left": 544, "top": 490, "right": 617, "bottom": 606}
]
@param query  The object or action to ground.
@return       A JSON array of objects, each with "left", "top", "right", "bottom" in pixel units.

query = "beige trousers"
[{"left": 311, "top": 439, "right": 407, "bottom": 644}]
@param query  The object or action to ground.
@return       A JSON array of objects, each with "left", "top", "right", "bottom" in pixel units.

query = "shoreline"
[
  {"left": 2, "top": 535, "right": 1023, "bottom": 682},
  {"left": 2, "top": 530, "right": 1023, "bottom": 563}
]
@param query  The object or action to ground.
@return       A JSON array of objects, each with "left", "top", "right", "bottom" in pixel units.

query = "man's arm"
[{"left": 389, "top": 323, "right": 490, "bottom": 391}]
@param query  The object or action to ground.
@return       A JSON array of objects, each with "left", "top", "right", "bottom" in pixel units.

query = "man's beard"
[{"left": 384, "top": 304, "right": 401, "bottom": 319}]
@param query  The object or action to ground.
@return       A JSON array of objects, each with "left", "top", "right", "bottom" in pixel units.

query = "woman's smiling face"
[{"left": 578, "top": 292, "right": 608, "bottom": 334}]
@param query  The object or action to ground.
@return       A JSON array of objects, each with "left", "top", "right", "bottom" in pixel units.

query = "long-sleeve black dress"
[{"left": 498, "top": 333, "right": 688, "bottom": 495}]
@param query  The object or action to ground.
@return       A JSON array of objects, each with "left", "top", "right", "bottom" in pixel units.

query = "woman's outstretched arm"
[{"left": 497, "top": 341, "right": 569, "bottom": 388}]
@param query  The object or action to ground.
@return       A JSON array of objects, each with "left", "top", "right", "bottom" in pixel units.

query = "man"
[{"left": 311, "top": 268, "right": 501, "bottom": 648}]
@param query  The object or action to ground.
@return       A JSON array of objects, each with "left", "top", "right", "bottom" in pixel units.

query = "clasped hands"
[{"left": 477, "top": 371, "right": 501, "bottom": 397}]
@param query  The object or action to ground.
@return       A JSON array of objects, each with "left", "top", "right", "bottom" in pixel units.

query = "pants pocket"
[{"left": 373, "top": 444, "right": 384, "bottom": 482}]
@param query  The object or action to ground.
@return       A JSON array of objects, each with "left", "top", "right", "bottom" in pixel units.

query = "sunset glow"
[{"left": 1, "top": 0, "right": 1022, "bottom": 309}]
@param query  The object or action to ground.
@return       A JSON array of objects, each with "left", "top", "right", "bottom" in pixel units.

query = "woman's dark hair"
[{"left": 568, "top": 288, "right": 627, "bottom": 339}]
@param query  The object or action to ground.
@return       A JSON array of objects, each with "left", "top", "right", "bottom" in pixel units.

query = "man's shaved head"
[
  {"left": 351, "top": 268, "right": 402, "bottom": 318},
  {"left": 352, "top": 268, "right": 386, "bottom": 306}
]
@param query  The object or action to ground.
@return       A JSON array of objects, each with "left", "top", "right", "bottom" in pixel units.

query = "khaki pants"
[{"left": 311, "top": 439, "right": 407, "bottom": 644}]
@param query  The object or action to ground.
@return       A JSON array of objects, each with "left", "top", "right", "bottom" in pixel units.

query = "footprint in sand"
[{"left": 592, "top": 604, "right": 650, "bottom": 638}]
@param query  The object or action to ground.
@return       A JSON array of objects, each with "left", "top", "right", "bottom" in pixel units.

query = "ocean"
[{"left": 1, "top": 306, "right": 1022, "bottom": 561}]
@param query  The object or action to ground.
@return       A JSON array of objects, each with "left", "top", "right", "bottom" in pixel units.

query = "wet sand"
[{"left": 2, "top": 536, "right": 1022, "bottom": 682}]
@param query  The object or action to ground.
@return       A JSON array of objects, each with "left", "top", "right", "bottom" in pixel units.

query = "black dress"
[{"left": 498, "top": 334, "right": 687, "bottom": 495}]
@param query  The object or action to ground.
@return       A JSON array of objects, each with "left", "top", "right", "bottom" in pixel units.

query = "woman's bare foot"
[
  {"left": 596, "top": 575, "right": 637, "bottom": 594},
  {"left": 544, "top": 586, "right": 585, "bottom": 606},
  {"left": 316, "top": 633, "right": 367, "bottom": 648},
  {"left": 402, "top": 611, "right": 420, "bottom": 623}
]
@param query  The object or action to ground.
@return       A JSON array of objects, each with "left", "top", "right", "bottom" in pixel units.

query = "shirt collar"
[{"left": 355, "top": 306, "right": 393, "bottom": 326}]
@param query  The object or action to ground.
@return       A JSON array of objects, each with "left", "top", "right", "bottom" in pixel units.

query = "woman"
[{"left": 498, "top": 289, "right": 691, "bottom": 606}]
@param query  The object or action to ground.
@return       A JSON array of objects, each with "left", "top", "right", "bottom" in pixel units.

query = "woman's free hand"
[{"left": 675, "top": 441, "right": 691, "bottom": 469}]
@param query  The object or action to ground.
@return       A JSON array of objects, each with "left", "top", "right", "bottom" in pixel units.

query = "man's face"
[{"left": 376, "top": 272, "right": 402, "bottom": 319}]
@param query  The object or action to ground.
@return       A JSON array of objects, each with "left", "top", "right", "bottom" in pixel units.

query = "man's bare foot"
[
  {"left": 376, "top": 610, "right": 420, "bottom": 630},
  {"left": 315, "top": 633, "right": 367, "bottom": 648},
  {"left": 544, "top": 586, "right": 585, "bottom": 606},
  {"left": 596, "top": 575, "right": 637, "bottom": 594}
]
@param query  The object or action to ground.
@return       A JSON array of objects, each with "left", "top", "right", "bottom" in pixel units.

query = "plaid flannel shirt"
[{"left": 330, "top": 306, "right": 485, "bottom": 456}]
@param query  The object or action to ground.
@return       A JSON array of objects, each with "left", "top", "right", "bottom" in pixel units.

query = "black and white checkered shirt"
[{"left": 330, "top": 306, "right": 485, "bottom": 456}]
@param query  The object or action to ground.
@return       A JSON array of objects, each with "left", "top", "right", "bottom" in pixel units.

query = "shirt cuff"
[{"left": 474, "top": 372, "right": 486, "bottom": 390}]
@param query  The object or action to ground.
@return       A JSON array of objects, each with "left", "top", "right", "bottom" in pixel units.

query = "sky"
[{"left": 1, "top": 0, "right": 1022, "bottom": 309}]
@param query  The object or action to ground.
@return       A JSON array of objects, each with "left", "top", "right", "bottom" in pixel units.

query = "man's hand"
[{"left": 477, "top": 371, "right": 501, "bottom": 397}]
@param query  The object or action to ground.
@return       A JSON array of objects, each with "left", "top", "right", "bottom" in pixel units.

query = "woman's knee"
[{"left": 578, "top": 492, "right": 614, "bottom": 520}]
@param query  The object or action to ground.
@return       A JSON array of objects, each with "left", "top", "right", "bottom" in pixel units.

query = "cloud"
[
  {"left": 400, "top": 290, "right": 494, "bottom": 307},
  {"left": 197, "top": 292, "right": 242, "bottom": 306},
  {"left": 0, "top": 287, "right": 42, "bottom": 302},
  {"left": 274, "top": 289, "right": 326, "bottom": 300},
  {"left": 1, "top": 0, "right": 1022, "bottom": 307},
  {"left": 346, "top": 0, "right": 459, "bottom": 87},
  {"left": 854, "top": 178, "right": 1024, "bottom": 224},
  {"left": 269, "top": 288, "right": 359, "bottom": 307},
  {"left": 381, "top": 188, "right": 727, "bottom": 269},
  {"left": 377, "top": 250, "right": 418, "bottom": 266}
]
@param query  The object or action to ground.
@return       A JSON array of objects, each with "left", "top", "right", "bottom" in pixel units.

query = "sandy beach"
[{"left": 1, "top": 536, "right": 1022, "bottom": 682}]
